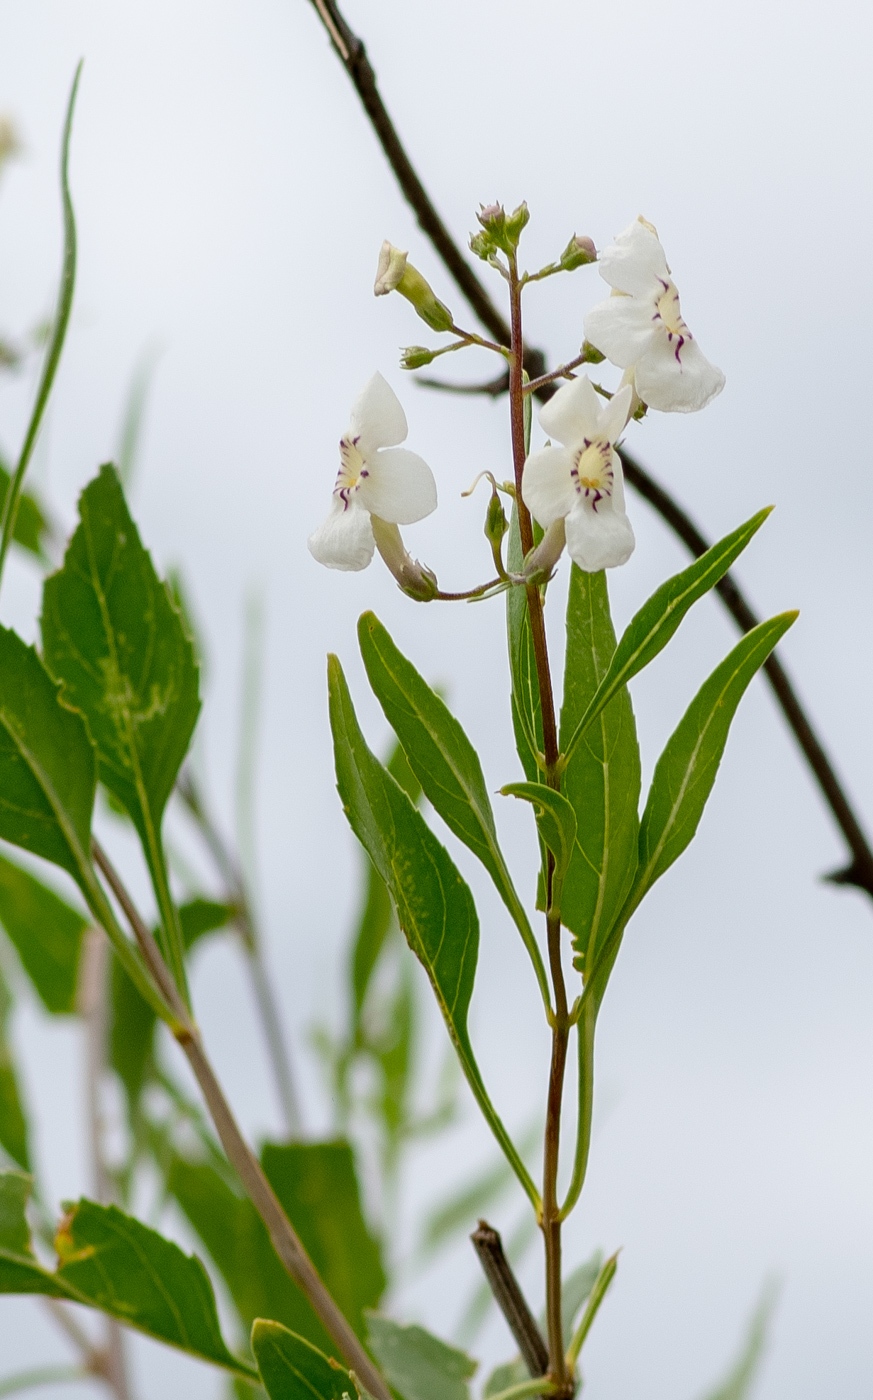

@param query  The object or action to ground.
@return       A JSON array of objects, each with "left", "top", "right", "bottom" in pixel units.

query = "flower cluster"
[{"left": 308, "top": 215, "right": 724, "bottom": 585}]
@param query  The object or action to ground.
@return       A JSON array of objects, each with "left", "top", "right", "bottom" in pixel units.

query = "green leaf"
[
  {"left": 169, "top": 1140, "right": 384, "bottom": 1353},
  {"left": 328, "top": 656, "right": 538, "bottom": 1209},
  {"left": 262, "top": 1140, "right": 386, "bottom": 1340},
  {"left": 505, "top": 505, "right": 543, "bottom": 782},
  {"left": 0, "top": 852, "right": 87, "bottom": 1014},
  {"left": 365, "top": 1315, "right": 476, "bottom": 1400},
  {"left": 0, "top": 455, "right": 50, "bottom": 559},
  {"left": 252, "top": 1322, "right": 357, "bottom": 1400},
  {"left": 0, "top": 969, "right": 29, "bottom": 1169},
  {"left": 41, "top": 464, "right": 200, "bottom": 840},
  {"left": 54, "top": 1198, "right": 256, "bottom": 1377},
  {"left": 351, "top": 858, "right": 395, "bottom": 1030},
  {"left": 0, "top": 626, "right": 96, "bottom": 890},
  {"left": 0, "top": 1172, "right": 255, "bottom": 1373},
  {"left": 41, "top": 463, "right": 200, "bottom": 989},
  {"left": 483, "top": 1360, "right": 527, "bottom": 1399},
  {"left": 635, "top": 614, "right": 797, "bottom": 901},
  {"left": 561, "top": 509, "right": 772, "bottom": 770},
  {"left": 111, "top": 899, "right": 233, "bottom": 1111},
  {"left": 559, "top": 1252, "right": 604, "bottom": 1341},
  {"left": 697, "top": 1283, "right": 778, "bottom": 1400},
  {"left": 0, "top": 64, "right": 79, "bottom": 589},
  {"left": 558, "top": 567, "right": 640, "bottom": 971},
  {"left": 358, "top": 615, "right": 550, "bottom": 1015},
  {"left": 500, "top": 783, "right": 577, "bottom": 895}
]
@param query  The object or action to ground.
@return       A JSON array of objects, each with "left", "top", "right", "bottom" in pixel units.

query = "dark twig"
[
  {"left": 304, "top": 0, "right": 873, "bottom": 903},
  {"left": 471, "top": 1221, "right": 549, "bottom": 1378},
  {"left": 416, "top": 369, "right": 510, "bottom": 397}
]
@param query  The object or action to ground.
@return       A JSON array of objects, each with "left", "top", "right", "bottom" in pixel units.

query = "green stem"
[
  {"left": 144, "top": 833, "right": 190, "bottom": 1009},
  {"left": 0, "top": 63, "right": 81, "bottom": 597}
]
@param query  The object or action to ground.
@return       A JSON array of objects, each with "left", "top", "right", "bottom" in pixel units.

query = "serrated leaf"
[
  {"left": 0, "top": 852, "right": 87, "bottom": 1014},
  {"left": 41, "top": 462, "right": 200, "bottom": 848},
  {"left": 0, "top": 1172, "right": 255, "bottom": 1374},
  {"left": 359, "top": 613, "right": 533, "bottom": 950},
  {"left": 169, "top": 1140, "right": 384, "bottom": 1353},
  {"left": 635, "top": 614, "right": 797, "bottom": 901},
  {"left": 54, "top": 1198, "right": 256, "bottom": 1377},
  {"left": 252, "top": 1322, "right": 357, "bottom": 1400},
  {"left": 559, "top": 567, "right": 640, "bottom": 971},
  {"left": 562, "top": 509, "right": 772, "bottom": 769},
  {"left": 328, "top": 656, "right": 537, "bottom": 1206},
  {"left": 0, "top": 969, "right": 29, "bottom": 1169},
  {"left": 506, "top": 505, "right": 542, "bottom": 781},
  {"left": 0, "top": 625, "right": 96, "bottom": 890},
  {"left": 366, "top": 1315, "right": 476, "bottom": 1400}
]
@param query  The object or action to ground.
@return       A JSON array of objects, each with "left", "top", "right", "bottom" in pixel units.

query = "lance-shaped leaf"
[
  {"left": 0, "top": 853, "right": 87, "bottom": 1014},
  {"left": 328, "top": 656, "right": 538, "bottom": 1208},
  {"left": 562, "top": 509, "right": 772, "bottom": 769},
  {"left": 0, "top": 1172, "right": 256, "bottom": 1376},
  {"left": 559, "top": 567, "right": 640, "bottom": 971},
  {"left": 366, "top": 1315, "right": 476, "bottom": 1400},
  {"left": 0, "top": 625, "right": 96, "bottom": 890},
  {"left": 358, "top": 615, "right": 547, "bottom": 1007},
  {"left": 0, "top": 455, "right": 50, "bottom": 560},
  {"left": 635, "top": 613, "right": 797, "bottom": 902},
  {"left": 252, "top": 1322, "right": 357, "bottom": 1400},
  {"left": 41, "top": 463, "right": 200, "bottom": 851},
  {"left": 0, "top": 970, "right": 29, "bottom": 1170}
]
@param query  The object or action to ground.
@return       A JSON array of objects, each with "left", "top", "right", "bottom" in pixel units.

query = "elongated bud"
[
  {"left": 523, "top": 518, "right": 566, "bottom": 583},
  {"left": 371, "top": 518, "right": 439, "bottom": 601},
  {"left": 560, "top": 234, "right": 597, "bottom": 271},
  {"left": 485, "top": 491, "right": 508, "bottom": 549},
  {"left": 374, "top": 240, "right": 453, "bottom": 333}
]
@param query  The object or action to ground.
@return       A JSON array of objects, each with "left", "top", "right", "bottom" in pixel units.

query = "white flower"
[
  {"left": 522, "top": 377, "right": 635, "bottom": 573},
  {"left": 373, "top": 241, "right": 408, "bottom": 296},
  {"left": 308, "top": 372, "right": 437, "bottom": 573},
  {"left": 583, "top": 217, "right": 725, "bottom": 414}
]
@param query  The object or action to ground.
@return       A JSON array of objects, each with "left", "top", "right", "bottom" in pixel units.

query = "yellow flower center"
[
  {"left": 572, "top": 440, "right": 613, "bottom": 510},
  {"left": 335, "top": 436, "right": 369, "bottom": 508},
  {"left": 655, "top": 277, "right": 690, "bottom": 339}
]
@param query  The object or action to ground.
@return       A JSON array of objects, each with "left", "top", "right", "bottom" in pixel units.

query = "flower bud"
[
  {"left": 474, "top": 200, "right": 529, "bottom": 256},
  {"left": 400, "top": 345, "right": 438, "bottom": 371},
  {"left": 374, "top": 240, "right": 453, "bottom": 332},
  {"left": 374, "top": 241, "right": 409, "bottom": 296},
  {"left": 523, "top": 518, "right": 566, "bottom": 583},
  {"left": 580, "top": 340, "right": 605, "bottom": 364},
  {"left": 560, "top": 234, "right": 597, "bottom": 271},
  {"left": 485, "top": 491, "right": 508, "bottom": 549}
]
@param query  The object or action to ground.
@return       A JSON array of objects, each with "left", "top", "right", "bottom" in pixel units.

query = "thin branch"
[
  {"left": 303, "top": 0, "right": 873, "bottom": 903},
  {"left": 470, "top": 1221, "right": 549, "bottom": 1377}
]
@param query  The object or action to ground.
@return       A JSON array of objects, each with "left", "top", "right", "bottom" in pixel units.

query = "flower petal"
[
  {"left": 349, "top": 372, "right": 408, "bottom": 454},
  {"left": 599, "top": 218, "right": 669, "bottom": 297},
  {"left": 584, "top": 294, "right": 657, "bottom": 369},
  {"left": 357, "top": 447, "right": 437, "bottom": 525},
  {"left": 522, "top": 445, "right": 578, "bottom": 529},
  {"left": 599, "top": 383, "right": 634, "bottom": 443},
  {"left": 634, "top": 333, "right": 726, "bottom": 413},
  {"left": 565, "top": 498, "right": 635, "bottom": 572},
  {"left": 538, "top": 375, "right": 603, "bottom": 447},
  {"left": 308, "top": 498, "right": 376, "bottom": 571}
]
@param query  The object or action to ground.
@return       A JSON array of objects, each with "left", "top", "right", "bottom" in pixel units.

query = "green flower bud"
[
  {"left": 400, "top": 345, "right": 438, "bottom": 370},
  {"left": 485, "top": 491, "right": 508, "bottom": 548},
  {"left": 474, "top": 201, "right": 529, "bottom": 256},
  {"left": 560, "top": 234, "right": 597, "bottom": 270}
]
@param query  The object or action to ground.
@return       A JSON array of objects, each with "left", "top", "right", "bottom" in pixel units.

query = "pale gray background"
[{"left": 0, "top": 1, "right": 872, "bottom": 1395}]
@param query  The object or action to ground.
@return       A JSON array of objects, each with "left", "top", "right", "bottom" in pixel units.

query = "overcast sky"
[{"left": 2, "top": 2, "right": 873, "bottom": 1396}]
